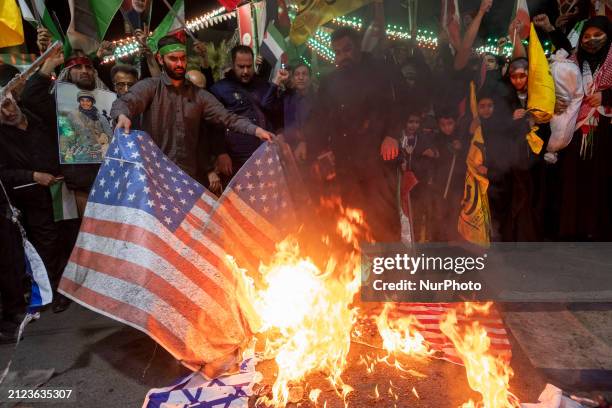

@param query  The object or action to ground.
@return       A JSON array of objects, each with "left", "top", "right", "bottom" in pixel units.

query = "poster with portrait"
[
  {"left": 120, "top": 0, "right": 152, "bottom": 32},
  {"left": 56, "top": 82, "right": 116, "bottom": 164}
]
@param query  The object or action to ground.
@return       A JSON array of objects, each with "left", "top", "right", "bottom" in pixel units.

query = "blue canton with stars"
[
  {"left": 89, "top": 130, "right": 206, "bottom": 232},
  {"left": 225, "top": 143, "right": 297, "bottom": 232}
]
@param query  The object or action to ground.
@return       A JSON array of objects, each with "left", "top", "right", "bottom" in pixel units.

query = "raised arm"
[{"left": 454, "top": 0, "right": 492, "bottom": 70}]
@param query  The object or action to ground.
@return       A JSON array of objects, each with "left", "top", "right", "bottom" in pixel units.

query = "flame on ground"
[
  {"left": 376, "top": 303, "right": 431, "bottom": 358},
  {"left": 232, "top": 197, "right": 520, "bottom": 408},
  {"left": 440, "top": 303, "right": 520, "bottom": 408},
  {"left": 236, "top": 198, "right": 366, "bottom": 407}
]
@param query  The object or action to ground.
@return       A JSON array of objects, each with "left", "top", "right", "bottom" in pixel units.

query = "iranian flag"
[
  {"left": 67, "top": 0, "right": 122, "bottom": 54},
  {"left": 50, "top": 181, "right": 78, "bottom": 222},
  {"left": 512, "top": 0, "right": 530, "bottom": 41},
  {"left": 17, "top": 0, "right": 63, "bottom": 42},
  {"left": 146, "top": 0, "right": 184, "bottom": 53}
]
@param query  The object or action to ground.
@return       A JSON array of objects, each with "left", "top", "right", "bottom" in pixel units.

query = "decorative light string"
[{"left": 102, "top": 7, "right": 233, "bottom": 64}]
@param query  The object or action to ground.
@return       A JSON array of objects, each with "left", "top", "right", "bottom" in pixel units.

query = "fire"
[
  {"left": 232, "top": 196, "right": 521, "bottom": 408},
  {"left": 440, "top": 303, "right": 520, "bottom": 408},
  {"left": 236, "top": 199, "right": 367, "bottom": 407},
  {"left": 376, "top": 303, "right": 431, "bottom": 358}
]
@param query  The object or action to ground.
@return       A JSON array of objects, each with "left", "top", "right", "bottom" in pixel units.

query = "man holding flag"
[
  {"left": 0, "top": 63, "right": 61, "bottom": 329},
  {"left": 112, "top": 35, "right": 274, "bottom": 179}
]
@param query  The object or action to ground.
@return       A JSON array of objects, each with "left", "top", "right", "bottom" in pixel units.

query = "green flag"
[
  {"left": 67, "top": 0, "right": 122, "bottom": 54},
  {"left": 147, "top": 0, "right": 184, "bottom": 54},
  {"left": 50, "top": 181, "right": 79, "bottom": 222}
]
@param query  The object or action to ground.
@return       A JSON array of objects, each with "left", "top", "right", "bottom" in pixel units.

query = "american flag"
[
  {"left": 369, "top": 302, "right": 512, "bottom": 365},
  {"left": 59, "top": 130, "right": 298, "bottom": 370}
]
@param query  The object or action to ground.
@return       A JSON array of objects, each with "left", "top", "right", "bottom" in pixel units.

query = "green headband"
[{"left": 158, "top": 43, "right": 186, "bottom": 56}]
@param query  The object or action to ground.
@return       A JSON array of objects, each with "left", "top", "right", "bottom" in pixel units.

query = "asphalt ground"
[{"left": 1, "top": 301, "right": 610, "bottom": 408}]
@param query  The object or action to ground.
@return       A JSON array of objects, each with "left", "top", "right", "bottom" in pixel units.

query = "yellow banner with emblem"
[
  {"left": 458, "top": 82, "right": 491, "bottom": 247},
  {"left": 526, "top": 23, "right": 555, "bottom": 153},
  {"left": 289, "top": 0, "right": 373, "bottom": 45}
]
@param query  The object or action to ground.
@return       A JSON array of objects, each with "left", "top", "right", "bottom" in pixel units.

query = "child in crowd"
[
  {"left": 400, "top": 110, "right": 438, "bottom": 243},
  {"left": 432, "top": 108, "right": 469, "bottom": 242}
]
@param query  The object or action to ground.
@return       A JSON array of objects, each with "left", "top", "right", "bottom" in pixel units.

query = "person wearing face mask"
[{"left": 558, "top": 16, "right": 612, "bottom": 241}]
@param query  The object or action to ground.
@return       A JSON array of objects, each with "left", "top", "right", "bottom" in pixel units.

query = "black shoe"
[{"left": 52, "top": 296, "right": 71, "bottom": 314}]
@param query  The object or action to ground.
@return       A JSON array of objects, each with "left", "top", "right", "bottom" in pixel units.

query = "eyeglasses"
[{"left": 113, "top": 82, "right": 135, "bottom": 89}]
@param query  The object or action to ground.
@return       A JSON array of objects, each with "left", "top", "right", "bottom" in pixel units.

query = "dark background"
[{"left": 15, "top": 0, "right": 563, "bottom": 55}]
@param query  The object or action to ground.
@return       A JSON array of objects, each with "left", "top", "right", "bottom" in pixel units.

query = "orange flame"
[
  {"left": 440, "top": 303, "right": 520, "bottom": 408},
  {"left": 376, "top": 303, "right": 431, "bottom": 358},
  {"left": 236, "top": 198, "right": 367, "bottom": 407}
]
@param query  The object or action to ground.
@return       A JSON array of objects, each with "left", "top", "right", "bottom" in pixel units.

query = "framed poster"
[{"left": 56, "top": 82, "right": 116, "bottom": 164}]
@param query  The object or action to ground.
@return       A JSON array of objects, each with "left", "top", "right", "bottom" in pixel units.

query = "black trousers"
[
  {"left": 13, "top": 187, "right": 63, "bottom": 291},
  {"left": 0, "top": 205, "right": 26, "bottom": 320}
]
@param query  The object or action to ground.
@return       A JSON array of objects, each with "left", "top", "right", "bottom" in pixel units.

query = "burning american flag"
[{"left": 58, "top": 130, "right": 298, "bottom": 371}]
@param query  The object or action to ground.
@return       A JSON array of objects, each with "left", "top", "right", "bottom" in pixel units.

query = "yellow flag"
[
  {"left": 527, "top": 23, "right": 556, "bottom": 123},
  {"left": 0, "top": 0, "right": 24, "bottom": 48},
  {"left": 458, "top": 82, "right": 491, "bottom": 247},
  {"left": 289, "top": 0, "right": 373, "bottom": 45}
]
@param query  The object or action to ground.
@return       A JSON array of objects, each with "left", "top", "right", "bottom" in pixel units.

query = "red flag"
[
  {"left": 237, "top": 3, "right": 255, "bottom": 48},
  {"left": 218, "top": 0, "right": 240, "bottom": 12}
]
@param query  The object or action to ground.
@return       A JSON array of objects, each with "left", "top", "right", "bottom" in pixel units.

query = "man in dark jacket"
[
  {"left": 209, "top": 45, "right": 281, "bottom": 177},
  {"left": 307, "top": 27, "right": 403, "bottom": 242}
]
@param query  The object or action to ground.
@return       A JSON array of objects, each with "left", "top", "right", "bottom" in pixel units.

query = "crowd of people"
[{"left": 0, "top": 0, "right": 610, "bottom": 344}]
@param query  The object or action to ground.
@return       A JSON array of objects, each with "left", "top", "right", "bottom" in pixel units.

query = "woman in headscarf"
[{"left": 558, "top": 16, "right": 612, "bottom": 241}]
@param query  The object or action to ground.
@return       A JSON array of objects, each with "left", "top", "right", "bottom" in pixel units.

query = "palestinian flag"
[
  {"left": 17, "top": 0, "right": 63, "bottom": 42},
  {"left": 511, "top": 0, "right": 530, "bottom": 41},
  {"left": 261, "top": 23, "right": 287, "bottom": 68},
  {"left": 0, "top": 0, "right": 24, "bottom": 48},
  {"left": 50, "top": 181, "right": 78, "bottom": 222},
  {"left": 147, "top": 0, "right": 184, "bottom": 54},
  {"left": 67, "top": 0, "right": 122, "bottom": 54}
]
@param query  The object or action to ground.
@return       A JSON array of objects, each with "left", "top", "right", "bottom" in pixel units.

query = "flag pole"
[
  {"left": 251, "top": 0, "right": 260, "bottom": 66},
  {"left": 160, "top": 0, "right": 198, "bottom": 42}
]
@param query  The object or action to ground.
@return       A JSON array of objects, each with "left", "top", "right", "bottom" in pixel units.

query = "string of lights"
[{"left": 102, "top": 7, "right": 233, "bottom": 64}]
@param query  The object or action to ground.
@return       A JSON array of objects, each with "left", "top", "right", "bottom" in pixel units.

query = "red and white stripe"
[
  {"left": 369, "top": 302, "right": 512, "bottom": 366},
  {"left": 59, "top": 187, "right": 279, "bottom": 370}
]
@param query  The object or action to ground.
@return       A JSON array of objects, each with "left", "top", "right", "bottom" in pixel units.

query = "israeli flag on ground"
[
  {"left": 23, "top": 238, "right": 53, "bottom": 312},
  {"left": 142, "top": 357, "right": 262, "bottom": 408}
]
